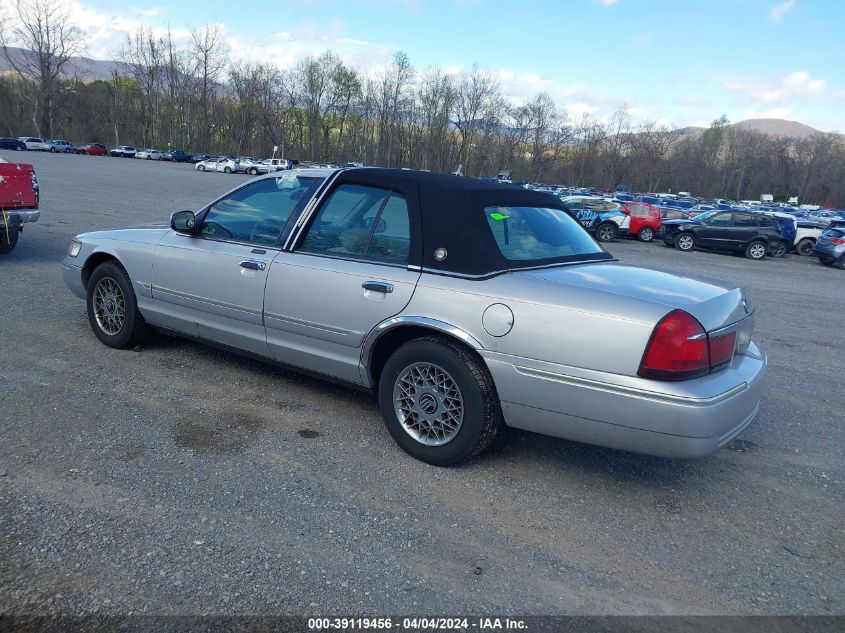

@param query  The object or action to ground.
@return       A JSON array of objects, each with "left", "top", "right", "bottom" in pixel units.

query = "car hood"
[
  {"left": 79, "top": 223, "right": 170, "bottom": 245},
  {"left": 514, "top": 263, "right": 751, "bottom": 332}
]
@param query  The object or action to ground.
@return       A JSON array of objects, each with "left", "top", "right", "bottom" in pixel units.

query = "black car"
[
  {"left": 0, "top": 137, "right": 27, "bottom": 151},
  {"left": 662, "top": 210, "right": 786, "bottom": 260},
  {"left": 190, "top": 154, "right": 211, "bottom": 163},
  {"left": 163, "top": 149, "right": 193, "bottom": 162}
]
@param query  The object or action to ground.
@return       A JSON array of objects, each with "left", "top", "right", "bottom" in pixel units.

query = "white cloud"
[
  {"left": 723, "top": 71, "right": 826, "bottom": 104},
  {"left": 770, "top": 0, "right": 796, "bottom": 22}
]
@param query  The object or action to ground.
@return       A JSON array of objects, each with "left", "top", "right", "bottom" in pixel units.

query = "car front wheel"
[
  {"left": 224, "top": 166, "right": 232, "bottom": 173},
  {"left": 795, "top": 238, "right": 815, "bottom": 256},
  {"left": 675, "top": 232, "right": 695, "bottom": 252},
  {"left": 638, "top": 226, "right": 655, "bottom": 242},
  {"left": 746, "top": 240, "right": 767, "bottom": 260},
  {"left": 197, "top": 164, "right": 205, "bottom": 171},
  {"left": 86, "top": 262, "right": 146, "bottom": 349},
  {"left": 378, "top": 337, "right": 502, "bottom": 466}
]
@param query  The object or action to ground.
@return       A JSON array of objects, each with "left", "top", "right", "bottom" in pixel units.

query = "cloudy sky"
[{"left": 16, "top": 0, "right": 845, "bottom": 131}]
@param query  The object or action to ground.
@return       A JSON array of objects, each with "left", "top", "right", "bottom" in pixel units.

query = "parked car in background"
[
  {"left": 0, "top": 137, "right": 27, "bottom": 151},
  {"left": 190, "top": 154, "right": 211, "bottom": 163},
  {"left": 76, "top": 143, "right": 107, "bottom": 156},
  {"left": 662, "top": 210, "right": 786, "bottom": 260},
  {"left": 195, "top": 156, "right": 241, "bottom": 173},
  {"left": 560, "top": 195, "right": 630, "bottom": 242},
  {"left": 18, "top": 137, "right": 51, "bottom": 151},
  {"left": 162, "top": 149, "right": 193, "bottom": 162},
  {"left": 237, "top": 157, "right": 261, "bottom": 174},
  {"left": 814, "top": 227, "right": 845, "bottom": 269},
  {"left": 793, "top": 222, "right": 825, "bottom": 256},
  {"left": 0, "top": 158, "right": 39, "bottom": 255},
  {"left": 619, "top": 201, "right": 661, "bottom": 242},
  {"left": 254, "top": 158, "right": 292, "bottom": 173},
  {"left": 109, "top": 146, "right": 137, "bottom": 158},
  {"left": 48, "top": 139, "right": 76, "bottom": 153},
  {"left": 135, "top": 148, "right": 163, "bottom": 160}
]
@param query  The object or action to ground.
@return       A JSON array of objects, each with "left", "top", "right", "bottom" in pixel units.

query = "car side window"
[
  {"left": 300, "top": 184, "right": 410, "bottom": 264},
  {"left": 707, "top": 212, "right": 732, "bottom": 226},
  {"left": 200, "top": 177, "right": 317, "bottom": 245},
  {"left": 733, "top": 214, "right": 757, "bottom": 227}
]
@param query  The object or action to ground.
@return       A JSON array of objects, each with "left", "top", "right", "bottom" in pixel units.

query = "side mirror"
[{"left": 171, "top": 210, "right": 196, "bottom": 234}]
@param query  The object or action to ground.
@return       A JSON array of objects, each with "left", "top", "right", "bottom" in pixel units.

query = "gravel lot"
[{"left": 1, "top": 152, "right": 842, "bottom": 616}]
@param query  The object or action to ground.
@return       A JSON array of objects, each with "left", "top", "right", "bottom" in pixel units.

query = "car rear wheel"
[
  {"left": 675, "top": 233, "right": 695, "bottom": 252},
  {"left": 746, "top": 240, "right": 767, "bottom": 260},
  {"left": 595, "top": 223, "right": 616, "bottom": 242},
  {"left": 86, "top": 262, "right": 146, "bottom": 349},
  {"left": 795, "top": 238, "right": 815, "bottom": 256},
  {"left": 249, "top": 167, "right": 258, "bottom": 175},
  {"left": 836, "top": 256, "right": 845, "bottom": 271},
  {"left": 224, "top": 166, "right": 232, "bottom": 173},
  {"left": 638, "top": 226, "right": 655, "bottom": 242},
  {"left": 768, "top": 241, "right": 787, "bottom": 258},
  {"left": 378, "top": 337, "right": 502, "bottom": 466},
  {"left": 819, "top": 257, "right": 832, "bottom": 266},
  {"left": 0, "top": 226, "right": 19, "bottom": 255}
]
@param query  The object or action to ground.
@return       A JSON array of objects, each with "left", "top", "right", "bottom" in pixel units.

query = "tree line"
[{"left": 1, "top": 0, "right": 843, "bottom": 206}]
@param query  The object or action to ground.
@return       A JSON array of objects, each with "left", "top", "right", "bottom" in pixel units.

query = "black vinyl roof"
[{"left": 335, "top": 168, "right": 611, "bottom": 276}]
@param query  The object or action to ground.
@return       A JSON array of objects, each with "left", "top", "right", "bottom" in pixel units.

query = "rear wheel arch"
[{"left": 364, "top": 321, "right": 484, "bottom": 387}]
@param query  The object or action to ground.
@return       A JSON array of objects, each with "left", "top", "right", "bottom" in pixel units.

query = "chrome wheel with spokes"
[
  {"left": 93, "top": 276, "right": 126, "bottom": 335},
  {"left": 676, "top": 233, "right": 695, "bottom": 251},
  {"left": 393, "top": 362, "right": 464, "bottom": 446}
]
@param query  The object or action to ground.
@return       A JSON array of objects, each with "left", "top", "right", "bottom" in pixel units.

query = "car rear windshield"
[
  {"left": 484, "top": 206, "right": 602, "bottom": 262},
  {"left": 823, "top": 229, "right": 844, "bottom": 238}
]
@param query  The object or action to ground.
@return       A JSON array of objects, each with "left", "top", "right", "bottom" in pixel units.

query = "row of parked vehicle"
[{"left": 555, "top": 192, "right": 845, "bottom": 267}]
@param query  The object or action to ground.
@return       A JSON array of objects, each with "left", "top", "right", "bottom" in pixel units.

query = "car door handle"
[
  {"left": 362, "top": 281, "right": 393, "bottom": 294},
  {"left": 240, "top": 260, "right": 266, "bottom": 271}
]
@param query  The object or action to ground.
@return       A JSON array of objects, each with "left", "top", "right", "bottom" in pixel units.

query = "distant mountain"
[
  {"left": 732, "top": 118, "right": 831, "bottom": 139},
  {"left": 0, "top": 47, "right": 119, "bottom": 82}
]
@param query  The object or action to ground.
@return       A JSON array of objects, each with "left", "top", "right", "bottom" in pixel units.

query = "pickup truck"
[{"left": 0, "top": 158, "right": 40, "bottom": 254}]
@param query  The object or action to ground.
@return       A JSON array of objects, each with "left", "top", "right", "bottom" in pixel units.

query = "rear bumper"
[
  {"left": 483, "top": 342, "right": 767, "bottom": 458},
  {"left": 813, "top": 245, "right": 844, "bottom": 259},
  {"left": 2, "top": 209, "right": 39, "bottom": 224}
]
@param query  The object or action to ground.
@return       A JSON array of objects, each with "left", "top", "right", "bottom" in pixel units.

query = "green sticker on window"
[{"left": 489, "top": 212, "right": 510, "bottom": 221}]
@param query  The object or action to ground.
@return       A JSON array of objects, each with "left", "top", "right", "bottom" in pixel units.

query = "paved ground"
[{"left": 0, "top": 152, "right": 842, "bottom": 616}]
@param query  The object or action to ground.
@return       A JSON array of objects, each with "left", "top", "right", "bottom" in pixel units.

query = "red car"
[
  {"left": 620, "top": 201, "right": 662, "bottom": 242},
  {"left": 0, "top": 160, "right": 39, "bottom": 254},
  {"left": 76, "top": 143, "right": 107, "bottom": 156}
]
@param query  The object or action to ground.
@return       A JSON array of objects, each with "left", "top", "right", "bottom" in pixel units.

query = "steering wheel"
[{"left": 201, "top": 221, "right": 233, "bottom": 238}]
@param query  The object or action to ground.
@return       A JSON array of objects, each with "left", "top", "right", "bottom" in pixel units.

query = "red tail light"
[
  {"left": 829, "top": 237, "right": 845, "bottom": 245},
  {"left": 638, "top": 310, "right": 738, "bottom": 381},
  {"left": 708, "top": 331, "right": 737, "bottom": 370},
  {"left": 638, "top": 310, "right": 709, "bottom": 380}
]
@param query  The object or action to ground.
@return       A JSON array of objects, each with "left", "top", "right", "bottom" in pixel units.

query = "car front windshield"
[
  {"left": 691, "top": 210, "right": 717, "bottom": 222},
  {"left": 484, "top": 206, "right": 603, "bottom": 263}
]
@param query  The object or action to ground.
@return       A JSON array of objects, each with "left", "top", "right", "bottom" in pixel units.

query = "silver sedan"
[{"left": 62, "top": 168, "right": 766, "bottom": 465}]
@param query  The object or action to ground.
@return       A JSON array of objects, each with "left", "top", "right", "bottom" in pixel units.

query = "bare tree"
[
  {"left": 190, "top": 23, "right": 228, "bottom": 150},
  {"left": 0, "top": 0, "right": 86, "bottom": 137}
]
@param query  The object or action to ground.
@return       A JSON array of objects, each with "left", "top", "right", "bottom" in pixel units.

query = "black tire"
[
  {"left": 745, "top": 240, "right": 767, "bottom": 260},
  {"left": 595, "top": 222, "right": 616, "bottom": 242},
  {"left": 795, "top": 238, "right": 815, "bottom": 256},
  {"left": 836, "top": 255, "right": 845, "bottom": 271},
  {"left": 819, "top": 256, "right": 832, "bottom": 266},
  {"left": 249, "top": 167, "right": 258, "bottom": 175},
  {"left": 50, "top": 147, "right": 56, "bottom": 152},
  {"left": 768, "top": 241, "right": 787, "bottom": 258},
  {"left": 675, "top": 232, "right": 695, "bottom": 252},
  {"left": 378, "top": 337, "right": 502, "bottom": 466},
  {"left": 146, "top": 155, "right": 151, "bottom": 160},
  {"left": 0, "top": 226, "right": 19, "bottom": 254},
  {"left": 198, "top": 164, "right": 206, "bottom": 171},
  {"left": 224, "top": 166, "right": 232, "bottom": 173},
  {"left": 638, "top": 226, "right": 655, "bottom": 242},
  {"left": 86, "top": 262, "right": 146, "bottom": 349}
]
